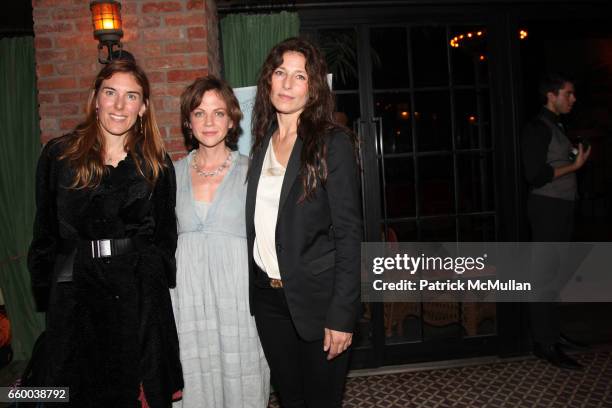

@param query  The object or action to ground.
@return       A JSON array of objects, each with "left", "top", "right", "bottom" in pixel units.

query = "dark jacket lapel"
[{"left": 277, "top": 136, "right": 303, "bottom": 221}]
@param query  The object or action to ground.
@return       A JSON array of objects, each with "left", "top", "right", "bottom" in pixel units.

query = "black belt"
[
  {"left": 59, "top": 236, "right": 150, "bottom": 258},
  {"left": 254, "top": 264, "right": 284, "bottom": 289},
  {"left": 55, "top": 237, "right": 151, "bottom": 283}
]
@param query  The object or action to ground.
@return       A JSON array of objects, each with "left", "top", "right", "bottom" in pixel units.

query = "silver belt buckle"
[{"left": 91, "top": 239, "right": 112, "bottom": 258}]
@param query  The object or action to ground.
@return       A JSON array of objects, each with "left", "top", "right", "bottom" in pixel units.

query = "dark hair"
[
  {"left": 539, "top": 73, "right": 574, "bottom": 104},
  {"left": 250, "top": 37, "right": 358, "bottom": 200},
  {"left": 180, "top": 75, "right": 243, "bottom": 151},
  {"left": 59, "top": 59, "right": 166, "bottom": 188}
]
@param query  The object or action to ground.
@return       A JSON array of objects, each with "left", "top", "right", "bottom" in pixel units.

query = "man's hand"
[
  {"left": 323, "top": 328, "right": 353, "bottom": 360},
  {"left": 554, "top": 143, "right": 592, "bottom": 179},
  {"left": 573, "top": 143, "right": 592, "bottom": 170}
]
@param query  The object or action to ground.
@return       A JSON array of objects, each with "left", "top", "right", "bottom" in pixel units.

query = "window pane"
[
  {"left": 381, "top": 157, "right": 416, "bottom": 218},
  {"left": 385, "top": 221, "right": 418, "bottom": 242},
  {"left": 354, "top": 303, "right": 373, "bottom": 348},
  {"left": 371, "top": 27, "right": 409, "bottom": 89},
  {"left": 422, "top": 302, "right": 462, "bottom": 340},
  {"left": 319, "top": 28, "right": 359, "bottom": 90},
  {"left": 458, "top": 215, "right": 496, "bottom": 241},
  {"left": 462, "top": 302, "right": 497, "bottom": 337},
  {"left": 374, "top": 92, "right": 413, "bottom": 154},
  {"left": 454, "top": 90, "right": 492, "bottom": 150},
  {"left": 456, "top": 152, "right": 495, "bottom": 213},
  {"left": 384, "top": 302, "right": 422, "bottom": 344},
  {"left": 412, "top": 25, "right": 449, "bottom": 87},
  {"left": 419, "top": 217, "right": 456, "bottom": 241},
  {"left": 414, "top": 91, "right": 452, "bottom": 152},
  {"left": 334, "top": 92, "right": 360, "bottom": 131},
  {"left": 450, "top": 26, "right": 487, "bottom": 86},
  {"left": 417, "top": 155, "right": 455, "bottom": 216}
]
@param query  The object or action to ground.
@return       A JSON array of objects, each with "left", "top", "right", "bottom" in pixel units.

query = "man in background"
[{"left": 521, "top": 73, "right": 591, "bottom": 370}]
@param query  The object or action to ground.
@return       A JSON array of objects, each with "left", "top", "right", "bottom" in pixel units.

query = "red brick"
[
  {"left": 167, "top": 69, "right": 205, "bottom": 83},
  {"left": 33, "top": 0, "right": 73, "bottom": 6},
  {"left": 35, "top": 22, "right": 74, "bottom": 34},
  {"left": 147, "top": 71, "right": 166, "bottom": 83},
  {"left": 123, "top": 29, "right": 139, "bottom": 42},
  {"left": 79, "top": 75, "right": 97, "bottom": 89},
  {"left": 163, "top": 97, "right": 181, "bottom": 112},
  {"left": 59, "top": 91, "right": 88, "bottom": 104},
  {"left": 56, "top": 62, "right": 98, "bottom": 76},
  {"left": 37, "top": 64, "right": 55, "bottom": 76},
  {"left": 35, "top": 37, "right": 52, "bottom": 49},
  {"left": 55, "top": 33, "right": 95, "bottom": 48},
  {"left": 155, "top": 111, "right": 181, "bottom": 125},
  {"left": 117, "top": 1, "right": 136, "bottom": 14},
  {"left": 33, "top": 7, "right": 50, "bottom": 20},
  {"left": 165, "top": 14, "right": 204, "bottom": 26},
  {"left": 140, "top": 15, "right": 162, "bottom": 28},
  {"left": 38, "top": 77, "right": 77, "bottom": 90},
  {"left": 76, "top": 19, "right": 95, "bottom": 33},
  {"left": 142, "top": 2, "right": 182, "bottom": 13},
  {"left": 164, "top": 137, "right": 188, "bottom": 152},
  {"left": 41, "top": 117, "right": 59, "bottom": 131},
  {"left": 52, "top": 7, "right": 84, "bottom": 20},
  {"left": 39, "top": 93, "right": 57, "bottom": 104},
  {"left": 190, "top": 54, "right": 208, "bottom": 67},
  {"left": 37, "top": 49, "right": 77, "bottom": 63},
  {"left": 169, "top": 126, "right": 183, "bottom": 137},
  {"left": 144, "top": 55, "right": 191, "bottom": 70},
  {"left": 142, "top": 27, "right": 184, "bottom": 42},
  {"left": 186, "top": 0, "right": 204, "bottom": 10},
  {"left": 40, "top": 103, "right": 80, "bottom": 116},
  {"left": 187, "top": 26, "right": 206, "bottom": 39},
  {"left": 132, "top": 42, "right": 163, "bottom": 58},
  {"left": 60, "top": 118, "right": 81, "bottom": 131},
  {"left": 165, "top": 40, "right": 206, "bottom": 54}
]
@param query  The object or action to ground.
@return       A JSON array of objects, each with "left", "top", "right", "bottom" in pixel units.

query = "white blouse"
[{"left": 253, "top": 141, "right": 286, "bottom": 280}]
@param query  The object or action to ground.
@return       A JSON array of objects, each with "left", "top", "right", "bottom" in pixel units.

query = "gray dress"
[{"left": 171, "top": 151, "right": 270, "bottom": 408}]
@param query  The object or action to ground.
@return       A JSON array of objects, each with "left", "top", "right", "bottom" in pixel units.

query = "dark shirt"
[
  {"left": 521, "top": 107, "right": 564, "bottom": 188},
  {"left": 27, "top": 134, "right": 177, "bottom": 308}
]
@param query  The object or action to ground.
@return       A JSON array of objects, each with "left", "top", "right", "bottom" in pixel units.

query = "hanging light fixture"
[{"left": 90, "top": 0, "right": 124, "bottom": 64}]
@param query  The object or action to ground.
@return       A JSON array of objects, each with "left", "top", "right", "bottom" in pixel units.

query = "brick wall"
[{"left": 32, "top": 0, "right": 220, "bottom": 159}]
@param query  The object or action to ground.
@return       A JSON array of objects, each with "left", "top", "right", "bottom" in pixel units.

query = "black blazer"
[{"left": 246, "top": 126, "right": 363, "bottom": 341}]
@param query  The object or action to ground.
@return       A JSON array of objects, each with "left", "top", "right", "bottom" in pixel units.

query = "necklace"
[{"left": 191, "top": 150, "right": 232, "bottom": 177}]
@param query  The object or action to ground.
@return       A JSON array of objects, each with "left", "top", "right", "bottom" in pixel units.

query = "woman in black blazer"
[{"left": 246, "top": 37, "right": 362, "bottom": 407}]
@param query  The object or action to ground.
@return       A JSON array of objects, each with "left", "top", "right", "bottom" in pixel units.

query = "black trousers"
[
  {"left": 527, "top": 194, "right": 575, "bottom": 345},
  {"left": 252, "top": 282, "right": 350, "bottom": 408}
]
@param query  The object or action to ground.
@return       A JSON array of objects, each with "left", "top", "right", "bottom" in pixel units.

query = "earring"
[{"left": 139, "top": 116, "right": 144, "bottom": 137}]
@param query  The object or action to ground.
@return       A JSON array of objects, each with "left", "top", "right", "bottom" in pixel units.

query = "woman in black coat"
[
  {"left": 28, "top": 60, "right": 182, "bottom": 407},
  {"left": 246, "top": 37, "right": 362, "bottom": 408}
]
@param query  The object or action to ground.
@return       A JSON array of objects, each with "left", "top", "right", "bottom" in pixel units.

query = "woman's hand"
[{"left": 323, "top": 328, "right": 353, "bottom": 360}]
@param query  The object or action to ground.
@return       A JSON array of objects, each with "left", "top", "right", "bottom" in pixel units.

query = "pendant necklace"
[{"left": 191, "top": 150, "right": 232, "bottom": 177}]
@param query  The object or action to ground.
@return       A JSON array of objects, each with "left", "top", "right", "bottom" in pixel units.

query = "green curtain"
[
  {"left": 221, "top": 11, "right": 300, "bottom": 87},
  {"left": 0, "top": 36, "right": 45, "bottom": 361}
]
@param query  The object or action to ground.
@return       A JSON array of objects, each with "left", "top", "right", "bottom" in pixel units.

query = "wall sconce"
[{"left": 90, "top": 0, "right": 124, "bottom": 64}]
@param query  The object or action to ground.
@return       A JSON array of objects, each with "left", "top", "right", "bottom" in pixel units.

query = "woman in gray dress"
[{"left": 171, "top": 76, "right": 269, "bottom": 408}]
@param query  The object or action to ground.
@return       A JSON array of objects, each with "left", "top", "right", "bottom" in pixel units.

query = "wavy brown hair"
[
  {"left": 250, "top": 37, "right": 358, "bottom": 200},
  {"left": 180, "top": 75, "right": 243, "bottom": 151},
  {"left": 58, "top": 60, "right": 166, "bottom": 189}
]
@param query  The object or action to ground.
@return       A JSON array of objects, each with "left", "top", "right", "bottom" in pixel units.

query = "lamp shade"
[{"left": 90, "top": 0, "right": 123, "bottom": 42}]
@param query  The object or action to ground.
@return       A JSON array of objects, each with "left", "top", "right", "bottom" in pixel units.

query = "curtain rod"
[
  {"left": 217, "top": 1, "right": 431, "bottom": 13},
  {"left": 217, "top": 0, "right": 599, "bottom": 13}
]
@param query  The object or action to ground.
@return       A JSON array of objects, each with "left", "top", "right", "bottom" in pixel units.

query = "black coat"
[
  {"left": 27, "top": 135, "right": 183, "bottom": 407},
  {"left": 246, "top": 128, "right": 363, "bottom": 341}
]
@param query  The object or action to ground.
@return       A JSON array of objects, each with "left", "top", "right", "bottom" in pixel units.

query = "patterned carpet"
[{"left": 268, "top": 350, "right": 612, "bottom": 407}]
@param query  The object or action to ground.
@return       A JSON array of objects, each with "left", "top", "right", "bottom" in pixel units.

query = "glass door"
[{"left": 312, "top": 18, "right": 502, "bottom": 368}]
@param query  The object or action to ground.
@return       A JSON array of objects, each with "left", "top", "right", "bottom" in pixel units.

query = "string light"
[{"left": 450, "top": 28, "right": 528, "bottom": 48}]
